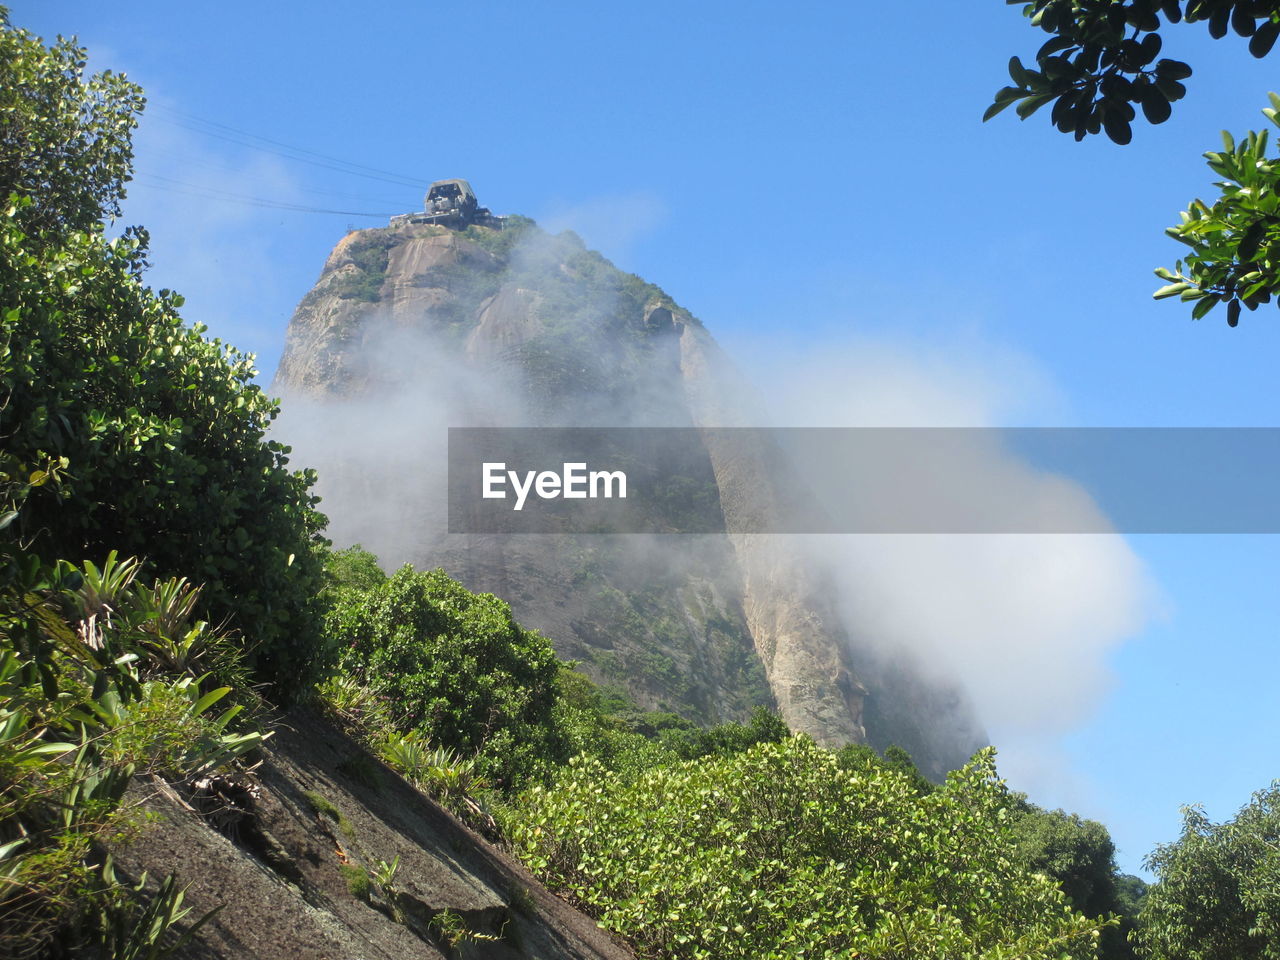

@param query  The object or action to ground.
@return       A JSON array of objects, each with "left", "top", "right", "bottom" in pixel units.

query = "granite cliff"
[{"left": 272, "top": 215, "right": 983, "bottom": 778}]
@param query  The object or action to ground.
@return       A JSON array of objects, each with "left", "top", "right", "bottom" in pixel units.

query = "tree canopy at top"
[
  {"left": 990, "top": 1, "right": 1280, "bottom": 326},
  {"left": 988, "top": 1, "right": 1280, "bottom": 144}
]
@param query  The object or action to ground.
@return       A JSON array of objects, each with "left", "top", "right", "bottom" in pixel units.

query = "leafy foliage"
[
  {"left": 0, "top": 7, "right": 329, "bottom": 697},
  {"left": 835, "top": 741, "right": 938, "bottom": 796},
  {"left": 322, "top": 544, "right": 387, "bottom": 597},
  {"left": 1115, "top": 872, "right": 1150, "bottom": 918},
  {"left": 0, "top": 198, "right": 328, "bottom": 694},
  {"left": 1151, "top": 98, "right": 1280, "bottom": 324},
  {"left": 654, "top": 704, "right": 790, "bottom": 759},
  {"left": 325, "top": 565, "right": 567, "bottom": 786},
  {"left": 0, "top": 552, "right": 261, "bottom": 958},
  {"left": 1011, "top": 803, "right": 1122, "bottom": 918},
  {"left": 552, "top": 665, "right": 792, "bottom": 777},
  {"left": 0, "top": 9, "right": 143, "bottom": 237},
  {"left": 377, "top": 731, "right": 499, "bottom": 833},
  {"left": 319, "top": 549, "right": 795, "bottom": 828},
  {"left": 993, "top": 7, "right": 1280, "bottom": 325},
  {"left": 549, "top": 667, "right": 679, "bottom": 775},
  {"left": 989, "top": 1, "right": 1280, "bottom": 143},
  {"left": 1135, "top": 785, "right": 1280, "bottom": 959},
  {"left": 378, "top": 733, "right": 489, "bottom": 801},
  {"left": 509, "top": 738, "right": 1107, "bottom": 960},
  {"left": 1009, "top": 801, "right": 1142, "bottom": 959}
]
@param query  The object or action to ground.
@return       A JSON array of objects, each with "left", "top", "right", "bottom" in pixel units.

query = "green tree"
[
  {"left": 321, "top": 543, "right": 388, "bottom": 597},
  {"left": 1151, "top": 105, "right": 1280, "bottom": 325},
  {"left": 324, "top": 565, "right": 567, "bottom": 786},
  {"left": 988, "top": 1, "right": 1280, "bottom": 144},
  {"left": 1011, "top": 803, "right": 1121, "bottom": 918},
  {"left": 1009, "top": 801, "right": 1143, "bottom": 959},
  {"left": 510, "top": 739, "right": 1108, "bottom": 960},
  {"left": 650, "top": 704, "right": 791, "bottom": 761},
  {"left": 549, "top": 667, "right": 678, "bottom": 774},
  {"left": 991, "top": 2, "right": 1280, "bottom": 325},
  {"left": 0, "top": 12, "right": 329, "bottom": 697},
  {"left": 1135, "top": 785, "right": 1280, "bottom": 959},
  {"left": 0, "top": 9, "right": 142, "bottom": 237},
  {"left": 1115, "top": 872, "right": 1151, "bottom": 917}
]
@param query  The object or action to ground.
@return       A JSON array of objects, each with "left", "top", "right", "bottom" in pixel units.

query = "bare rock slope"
[{"left": 116, "top": 709, "right": 633, "bottom": 960}]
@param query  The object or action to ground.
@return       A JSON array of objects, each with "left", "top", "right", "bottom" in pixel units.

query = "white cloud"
[
  {"left": 536, "top": 190, "right": 668, "bottom": 259},
  {"left": 747, "top": 332, "right": 1160, "bottom": 796}
]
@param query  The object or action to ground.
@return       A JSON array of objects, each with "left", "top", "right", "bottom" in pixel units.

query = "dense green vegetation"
[
  {"left": 552, "top": 670, "right": 790, "bottom": 776},
  {"left": 0, "top": 8, "right": 328, "bottom": 699},
  {"left": 510, "top": 740, "right": 1106, "bottom": 960},
  {"left": 0, "top": 551, "right": 264, "bottom": 957},
  {"left": 1135, "top": 785, "right": 1280, "bottom": 959},
  {"left": 1009, "top": 800, "right": 1146, "bottom": 960},
  {"left": 316, "top": 549, "right": 1142, "bottom": 959},
  {"left": 319, "top": 546, "right": 791, "bottom": 788},
  {"left": 0, "top": 203, "right": 328, "bottom": 695},
  {"left": 3, "top": 7, "right": 1278, "bottom": 957},
  {"left": 0, "top": 12, "right": 140, "bottom": 237},
  {"left": 0, "top": 11, "right": 318, "bottom": 954},
  {"left": 323, "top": 557, "right": 568, "bottom": 787}
]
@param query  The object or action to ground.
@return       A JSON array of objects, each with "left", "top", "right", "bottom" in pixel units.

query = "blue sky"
[{"left": 17, "top": 1, "right": 1279, "bottom": 875}]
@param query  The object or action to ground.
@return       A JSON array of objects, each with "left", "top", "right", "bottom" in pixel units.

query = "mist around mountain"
[
  {"left": 13, "top": 5, "right": 1280, "bottom": 955},
  {"left": 271, "top": 214, "right": 991, "bottom": 778}
]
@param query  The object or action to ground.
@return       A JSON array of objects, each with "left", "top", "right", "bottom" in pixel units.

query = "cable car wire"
[
  {"left": 149, "top": 105, "right": 430, "bottom": 189},
  {"left": 137, "top": 145, "right": 406, "bottom": 206},
  {"left": 133, "top": 173, "right": 395, "bottom": 217}
]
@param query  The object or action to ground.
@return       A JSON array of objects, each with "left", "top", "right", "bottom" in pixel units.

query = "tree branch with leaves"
[
  {"left": 1154, "top": 96, "right": 1280, "bottom": 324},
  {"left": 987, "top": 1, "right": 1280, "bottom": 144},
  {"left": 991, "top": 1, "right": 1280, "bottom": 325}
]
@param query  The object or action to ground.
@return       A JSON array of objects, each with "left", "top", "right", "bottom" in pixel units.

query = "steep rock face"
[
  {"left": 674, "top": 323, "right": 865, "bottom": 745},
  {"left": 273, "top": 218, "right": 983, "bottom": 774}
]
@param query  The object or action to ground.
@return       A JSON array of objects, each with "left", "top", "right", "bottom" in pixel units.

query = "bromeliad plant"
[
  {"left": 71, "top": 551, "right": 251, "bottom": 687},
  {"left": 379, "top": 732, "right": 489, "bottom": 803},
  {"left": 0, "top": 551, "right": 264, "bottom": 957},
  {"left": 378, "top": 731, "right": 497, "bottom": 834}
]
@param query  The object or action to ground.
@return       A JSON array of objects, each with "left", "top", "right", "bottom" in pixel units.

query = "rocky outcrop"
[
  {"left": 272, "top": 218, "right": 984, "bottom": 775},
  {"left": 673, "top": 322, "right": 865, "bottom": 746},
  {"left": 113, "top": 709, "right": 633, "bottom": 959}
]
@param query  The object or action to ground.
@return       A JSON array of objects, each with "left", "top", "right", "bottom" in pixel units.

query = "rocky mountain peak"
[{"left": 273, "top": 216, "right": 984, "bottom": 777}]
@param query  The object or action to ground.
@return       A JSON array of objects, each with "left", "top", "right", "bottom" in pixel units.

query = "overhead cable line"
[
  {"left": 133, "top": 173, "right": 394, "bottom": 217},
  {"left": 148, "top": 105, "right": 430, "bottom": 189},
  {"left": 138, "top": 145, "right": 406, "bottom": 207}
]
